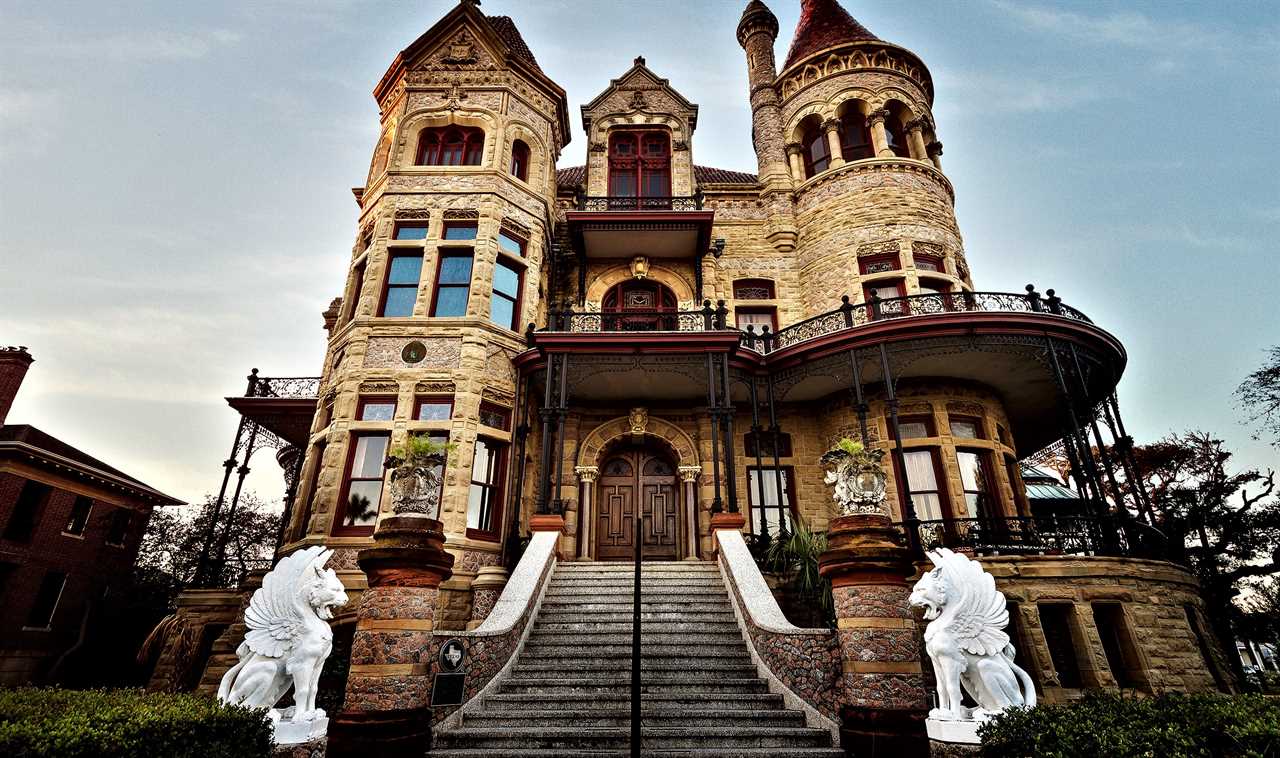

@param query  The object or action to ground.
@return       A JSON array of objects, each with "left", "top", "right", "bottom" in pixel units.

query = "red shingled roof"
[
  {"left": 556, "top": 165, "right": 757, "bottom": 191},
  {"left": 486, "top": 15, "right": 542, "bottom": 74},
  {"left": 783, "top": 0, "right": 879, "bottom": 71}
]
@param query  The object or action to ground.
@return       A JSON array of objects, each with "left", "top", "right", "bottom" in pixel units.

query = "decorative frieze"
[{"left": 364, "top": 338, "right": 462, "bottom": 369}]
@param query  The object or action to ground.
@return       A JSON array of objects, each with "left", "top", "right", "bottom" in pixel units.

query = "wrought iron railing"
[
  {"left": 740, "top": 286, "right": 1092, "bottom": 352},
  {"left": 897, "top": 514, "right": 1168, "bottom": 561},
  {"left": 536, "top": 300, "right": 731, "bottom": 337},
  {"left": 576, "top": 195, "right": 702, "bottom": 211},
  {"left": 246, "top": 371, "right": 321, "bottom": 399}
]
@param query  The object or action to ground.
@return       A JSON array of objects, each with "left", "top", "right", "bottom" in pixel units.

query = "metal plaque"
[{"left": 430, "top": 672, "right": 466, "bottom": 707}]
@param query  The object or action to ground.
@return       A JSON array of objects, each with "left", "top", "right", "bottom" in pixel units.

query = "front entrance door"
[{"left": 596, "top": 446, "right": 679, "bottom": 561}]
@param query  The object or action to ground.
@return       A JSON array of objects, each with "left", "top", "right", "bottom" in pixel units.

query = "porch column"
[
  {"left": 784, "top": 142, "right": 805, "bottom": 182},
  {"left": 867, "top": 110, "right": 891, "bottom": 158},
  {"left": 679, "top": 465, "right": 702, "bottom": 560},
  {"left": 906, "top": 118, "right": 928, "bottom": 161},
  {"left": 823, "top": 118, "right": 845, "bottom": 168},
  {"left": 575, "top": 466, "right": 599, "bottom": 560}
]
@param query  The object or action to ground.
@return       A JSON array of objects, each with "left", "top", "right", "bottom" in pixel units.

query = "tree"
[
  {"left": 1236, "top": 345, "right": 1280, "bottom": 447},
  {"left": 1131, "top": 431, "right": 1279, "bottom": 685}
]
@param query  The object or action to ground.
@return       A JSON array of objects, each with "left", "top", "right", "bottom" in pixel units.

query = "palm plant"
[{"left": 764, "top": 518, "right": 835, "bottom": 628}]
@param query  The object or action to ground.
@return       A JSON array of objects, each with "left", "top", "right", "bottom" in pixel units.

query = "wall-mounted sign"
[{"left": 439, "top": 638, "right": 465, "bottom": 672}]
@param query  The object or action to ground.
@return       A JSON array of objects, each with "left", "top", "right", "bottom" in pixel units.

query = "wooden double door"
[{"left": 596, "top": 446, "right": 679, "bottom": 561}]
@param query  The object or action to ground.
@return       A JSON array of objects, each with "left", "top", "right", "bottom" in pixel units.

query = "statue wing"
[
  {"left": 242, "top": 546, "right": 323, "bottom": 658},
  {"left": 944, "top": 552, "right": 1010, "bottom": 657}
]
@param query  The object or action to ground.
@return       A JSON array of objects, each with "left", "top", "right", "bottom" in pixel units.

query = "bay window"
[
  {"left": 490, "top": 259, "right": 522, "bottom": 330},
  {"left": 431, "top": 252, "right": 473, "bottom": 317},
  {"left": 380, "top": 253, "right": 422, "bottom": 317},
  {"left": 417, "top": 126, "right": 484, "bottom": 166},
  {"left": 336, "top": 433, "right": 388, "bottom": 533},
  {"left": 957, "top": 449, "right": 993, "bottom": 518},
  {"left": 467, "top": 438, "right": 506, "bottom": 539}
]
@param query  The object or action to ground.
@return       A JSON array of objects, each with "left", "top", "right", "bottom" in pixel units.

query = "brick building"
[
  {"left": 0, "top": 347, "right": 182, "bottom": 685},
  {"left": 154, "top": 0, "right": 1234, "bottom": 752}
]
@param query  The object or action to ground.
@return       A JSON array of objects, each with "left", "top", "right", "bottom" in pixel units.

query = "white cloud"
[
  {"left": 937, "top": 71, "right": 1101, "bottom": 115},
  {"left": 0, "top": 84, "right": 59, "bottom": 161},
  {"left": 7, "top": 26, "right": 242, "bottom": 62}
]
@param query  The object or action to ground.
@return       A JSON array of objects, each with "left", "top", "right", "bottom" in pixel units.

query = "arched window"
[
  {"left": 609, "top": 131, "right": 670, "bottom": 203},
  {"left": 800, "top": 117, "right": 829, "bottom": 178},
  {"left": 416, "top": 126, "right": 484, "bottom": 166},
  {"left": 733, "top": 278, "right": 775, "bottom": 300},
  {"left": 883, "top": 103, "right": 912, "bottom": 159},
  {"left": 509, "top": 139, "right": 529, "bottom": 181},
  {"left": 601, "top": 280, "right": 678, "bottom": 330},
  {"left": 838, "top": 107, "right": 874, "bottom": 161}
]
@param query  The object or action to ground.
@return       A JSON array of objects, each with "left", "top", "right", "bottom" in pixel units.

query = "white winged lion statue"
[
  {"left": 217, "top": 546, "right": 349, "bottom": 725},
  {"left": 909, "top": 548, "right": 1036, "bottom": 721}
]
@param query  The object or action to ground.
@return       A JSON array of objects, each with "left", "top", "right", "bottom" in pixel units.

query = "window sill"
[
  {"left": 465, "top": 528, "right": 501, "bottom": 543},
  {"left": 21, "top": 626, "right": 52, "bottom": 633},
  {"left": 60, "top": 532, "right": 86, "bottom": 540}
]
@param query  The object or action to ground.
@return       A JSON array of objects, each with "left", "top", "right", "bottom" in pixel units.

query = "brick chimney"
[{"left": 0, "top": 347, "right": 34, "bottom": 427}]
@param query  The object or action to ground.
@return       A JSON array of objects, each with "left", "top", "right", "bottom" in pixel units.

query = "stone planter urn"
[{"left": 387, "top": 453, "right": 445, "bottom": 519}]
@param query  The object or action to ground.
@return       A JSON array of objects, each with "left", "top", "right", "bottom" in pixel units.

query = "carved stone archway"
[{"left": 575, "top": 415, "right": 701, "bottom": 560}]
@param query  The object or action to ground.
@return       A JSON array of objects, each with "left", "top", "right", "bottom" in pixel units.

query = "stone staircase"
[{"left": 431, "top": 561, "right": 842, "bottom": 757}]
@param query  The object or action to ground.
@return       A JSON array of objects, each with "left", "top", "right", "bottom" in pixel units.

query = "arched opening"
[
  {"left": 798, "top": 115, "right": 829, "bottom": 177},
  {"left": 416, "top": 126, "right": 484, "bottom": 166},
  {"left": 595, "top": 439, "right": 680, "bottom": 561},
  {"left": 837, "top": 100, "right": 874, "bottom": 161},
  {"left": 601, "top": 280, "right": 678, "bottom": 331},
  {"left": 608, "top": 130, "right": 671, "bottom": 205},
  {"left": 883, "top": 101, "right": 912, "bottom": 159},
  {"left": 509, "top": 139, "right": 530, "bottom": 181}
]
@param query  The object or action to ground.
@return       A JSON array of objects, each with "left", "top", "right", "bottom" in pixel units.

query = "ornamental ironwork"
[
  {"left": 247, "top": 375, "right": 321, "bottom": 399},
  {"left": 897, "top": 514, "right": 1169, "bottom": 562},
  {"left": 578, "top": 195, "right": 702, "bottom": 211}
]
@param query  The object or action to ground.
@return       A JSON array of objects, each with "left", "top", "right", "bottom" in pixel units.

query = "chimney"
[{"left": 0, "top": 347, "right": 34, "bottom": 426}]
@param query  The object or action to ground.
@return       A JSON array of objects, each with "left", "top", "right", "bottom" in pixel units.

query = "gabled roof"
[
  {"left": 784, "top": 0, "right": 879, "bottom": 71},
  {"left": 580, "top": 56, "right": 699, "bottom": 132},
  {"left": 0, "top": 424, "right": 183, "bottom": 506},
  {"left": 555, "top": 165, "right": 758, "bottom": 192}
]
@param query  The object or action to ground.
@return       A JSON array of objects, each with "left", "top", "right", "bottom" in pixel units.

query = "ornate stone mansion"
[{"left": 150, "top": 0, "right": 1235, "bottom": 754}]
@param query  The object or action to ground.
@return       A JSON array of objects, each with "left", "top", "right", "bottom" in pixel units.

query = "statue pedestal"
[
  {"left": 273, "top": 716, "right": 329, "bottom": 745},
  {"left": 926, "top": 718, "right": 983, "bottom": 756},
  {"left": 818, "top": 513, "right": 929, "bottom": 757},
  {"left": 328, "top": 516, "right": 454, "bottom": 758}
]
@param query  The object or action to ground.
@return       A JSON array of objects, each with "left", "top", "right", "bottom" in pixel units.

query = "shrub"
[
  {"left": 0, "top": 688, "right": 273, "bottom": 758},
  {"left": 978, "top": 691, "right": 1280, "bottom": 758}
]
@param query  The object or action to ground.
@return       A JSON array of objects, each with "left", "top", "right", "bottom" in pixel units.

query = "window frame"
[
  {"left": 838, "top": 109, "right": 874, "bottom": 161},
  {"left": 732, "top": 278, "right": 776, "bottom": 300},
  {"left": 378, "top": 251, "right": 424, "bottom": 318},
  {"left": 63, "top": 496, "right": 93, "bottom": 538},
  {"left": 913, "top": 253, "right": 945, "bottom": 273},
  {"left": 490, "top": 257, "right": 524, "bottom": 331},
  {"left": 896, "top": 414, "right": 936, "bottom": 440},
  {"left": 509, "top": 139, "right": 530, "bottom": 181},
  {"left": 393, "top": 221, "right": 430, "bottom": 240},
  {"left": 743, "top": 430, "right": 793, "bottom": 458},
  {"left": 895, "top": 446, "right": 949, "bottom": 522},
  {"left": 948, "top": 416, "right": 984, "bottom": 440},
  {"left": 478, "top": 402, "right": 512, "bottom": 432},
  {"left": 4, "top": 480, "right": 50, "bottom": 543},
  {"left": 746, "top": 465, "right": 797, "bottom": 537},
  {"left": 416, "top": 126, "right": 484, "bottom": 166},
  {"left": 357, "top": 396, "right": 398, "bottom": 422},
  {"left": 430, "top": 249, "right": 475, "bottom": 318},
  {"left": 441, "top": 221, "right": 478, "bottom": 241},
  {"left": 105, "top": 509, "right": 132, "bottom": 547},
  {"left": 801, "top": 120, "right": 830, "bottom": 177},
  {"left": 858, "top": 253, "right": 901, "bottom": 275},
  {"left": 333, "top": 431, "right": 391, "bottom": 536},
  {"left": 413, "top": 395, "right": 454, "bottom": 422},
  {"left": 864, "top": 279, "right": 909, "bottom": 317},
  {"left": 345, "top": 260, "right": 366, "bottom": 324},
  {"left": 956, "top": 447, "right": 996, "bottom": 519},
  {"left": 734, "top": 306, "right": 778, "bottom": 332},
  {"left": 497, "top": 228, "right": 527, "bottom": 258},
  {"left": 466, "top": 437, "right": 507, "bottom": 542}
]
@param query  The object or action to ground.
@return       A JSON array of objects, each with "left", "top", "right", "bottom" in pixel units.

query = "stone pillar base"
[
  {"left": 327, "top": 707, "right": 431, "bottom": 758},
  {"left": 272, "top": 734, "right": 326, "bottom": 758},
  {"left": 842, "top": 706, "right": 930, "bottom": 758}
]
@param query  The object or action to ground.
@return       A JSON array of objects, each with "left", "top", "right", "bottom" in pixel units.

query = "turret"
[{"left": 736, "top": 1, "right": 790, "bottom": 192}]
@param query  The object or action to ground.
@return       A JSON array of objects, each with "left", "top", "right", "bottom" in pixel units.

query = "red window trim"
[
  {"left": 356, "top": 395, "right": 398, "bottom": 422},
  {"left": 416, "top": 126, "right": 484, "bottom": 166},
  {"left": 734, "top": 306, "right": 778, "bottom": 332},
  {"left": 608, "top": 130, "right": 671, "bottom": 198},
  {"left": 858, "top": 253, "right": 901, "bottom": 275},
  {"left": 913, "top": 253, "right": 945, "bottom": 273},
  {"left": 478, "top": 402, "right": 513, "bottom": 432},
  {"left": 957, "top": 447, "right": 998, "bottom": 518},
  {"left": 732, "top": 278, "right": 776, "bottom": 300},
  {"left": 510, "top": 139, "right": 530, "bottom": 181},
  {"left": 413, "top": 395, "right": 454, "bottom": 422},
  {"left": 745, "top": 465, "right": 797, "bottom": 535},
  {"left": 333, "top": 431, "right": 389, "bottom": 536},
  {"left": 948, "top": 415, "right": 985, "bottom": 440},
  {"left": 896, "top": 414, "right": 936, "bottom": 439},
  {"left": 491, "top": 257, "right": 524, "bottom": 331},
  {"left": 465, "top": 437, "right": 507, "bottom": 542},
  {"left": 441, "top": 221, "right": 478, "bottom": 240},
  {"left": 863, "top": 278, "right": 908, "bottom": 316},
  {"left": 497, "top": 227, "right": 528, "bottom": 258},
  {"left": 801, "top": 121, "right": 830, "bottom": 178},
  {"left": 392, "top": 221, "right": 430, "bottom": 240},
  {"left": 378, "top": 251, "right": 424, "bottom": 318},
  {"left": 893, "top": 445, "right": 952, "bottom": 521},
  {"left": 430, "top": 248, "right": 474, "bottom": 317}
]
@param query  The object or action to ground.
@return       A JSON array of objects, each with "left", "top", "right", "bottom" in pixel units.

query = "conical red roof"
[{"left": 783, "top": 0, "right": 878, "bottom": 70}]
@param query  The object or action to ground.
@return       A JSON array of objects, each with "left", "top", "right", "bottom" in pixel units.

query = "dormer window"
[
  {"left": 417, "top": 126, "right": 484, "bottom": 166},
  {"left": 609, "top": 131, "right": 670, "bottom": 201}
]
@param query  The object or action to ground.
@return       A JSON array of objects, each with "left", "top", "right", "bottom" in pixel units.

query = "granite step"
[
  {"left": 430, "top": 750, "right": 844, "bottom": 758},
  {"left": 461, "top": 708, "right": 806, "bottom": 728},
  {"left": 480, "top": 692, "right": 787, "bottom": 711},
  {"left": 497, "top": 677, "right": 771, "bottom": 695},
  {"left": 433, "top": 726, "right": 833, "bottom": 750}
]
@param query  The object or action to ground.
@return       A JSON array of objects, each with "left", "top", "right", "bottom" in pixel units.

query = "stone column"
[
  {"left": 679, "top": 465, "right": 702, "bottom": 560},
  {"left": 329, "top": 515, "right": 454, "bottom": 758},
  {"left": 468, "top": 565, "right": 509, "bottom": 628},
  {"left": 823, "top": 118, "right": 846, "bottom": 168},
  {"left": 784, "top": 142, "right": 805, "bottom": 182},
  {"left": 867, "top": 110, "right": 892, "bottom": 158},
  {"left": 818, "top": 513, "right": 928, "bottom": 756},
  {"left": 926, "top": 140, "right": 943, "bottom": 171},
  {"left": 906, "top": 120, "right": 928, "bottom": 162},
  {"left": 574, "top": 466, "right": 599, "bottom": 560}
]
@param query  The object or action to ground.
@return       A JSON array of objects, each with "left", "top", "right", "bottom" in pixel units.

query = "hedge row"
[
  {"left": 979, "top": 691, "right": 1280, "bottom": 758},
  {"left": 0, "top": 688, "right": 273, "bottom": 758}
]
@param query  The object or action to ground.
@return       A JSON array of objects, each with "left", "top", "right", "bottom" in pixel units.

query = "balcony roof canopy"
[{"left": 565, "top": 210, "right": 714, "bottom": 260}]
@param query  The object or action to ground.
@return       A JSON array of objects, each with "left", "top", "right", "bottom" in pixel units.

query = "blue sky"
[{"left": 1, "top": 0, "right": 1276, "bottom": 506}]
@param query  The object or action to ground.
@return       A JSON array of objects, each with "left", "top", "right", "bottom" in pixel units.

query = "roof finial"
[
  {"left": 634, "top": 55, "right": 646, "bottom": 67},
  {"left": 459, "top": 0, "right": 480, "bottom": 6}
]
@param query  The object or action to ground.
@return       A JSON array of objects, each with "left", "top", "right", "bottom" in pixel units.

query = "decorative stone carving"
[
  {"left": 909, "top": 548, "right": 1036, "bottom": 741},
  {"left": 395, "top": 208, "right": 431, "bottom": 221},
  {"left": 820, "top": 439, "right": 888, "bottom": 516},
  {"left": 629, "top": 90, "right": 648, "bottom": 109},
  {"left": 575, "top": 465, "right": 600, "bottom": 483},
  {"left": 630, "top": 255, "right": 650, "bottom": 279},
  {"left": 678, "top": 465, "right": 701, "bottom": 483},
  {"left": 628, "top": 407, "right": 648, "bottom": 437},
  {"left": 441, "top": 33, "right": 478, "bottom": 66},
  {"left": 589, "top": 141, "right": 608, "bottom": 152},
  {"left": 218, "top": 547, "right": 349, "bottom": 744},
  {"left": 364, "top": 337, "right": 461, "bottom": 369}
]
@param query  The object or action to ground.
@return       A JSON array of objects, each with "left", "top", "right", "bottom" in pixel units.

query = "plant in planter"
[
  {"left": 820, "top": 437, "right": 888, "bottom": 516},
  {"left": 764, "top": 519, "right": 835, "bottom": 628},
  {"left": 384, "top": 434, "right": 455, "bottom": 519}
]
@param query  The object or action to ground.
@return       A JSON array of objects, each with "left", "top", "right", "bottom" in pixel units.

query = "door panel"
[{"left": 596, "top": 448, "right": 679, "bottom": 561}]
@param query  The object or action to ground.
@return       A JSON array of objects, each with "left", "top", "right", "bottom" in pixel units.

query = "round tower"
[
  {"left": 773, "top": 0, "right": 963, "bottom": 317},
  {"left": 736, "top": 1, "right": 790, "bottom": 193}
]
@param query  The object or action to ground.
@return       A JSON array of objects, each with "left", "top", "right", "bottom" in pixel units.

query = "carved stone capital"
[
  {"left": 784, "top": 141, "right": 804, "bottom": 157},
  {"left": 589, "top": 141, "right": 608, "bottom": 153},
  {"left": 821, "top": 117, "right": 842, "bottom": 134},
  {"left": 575, "top": 465, "right": 600, "bottom": 483},
  {"left": 678, "top": 465, "right": 702, "bottom": 483},
  {"left": 926, "top": 140, "right": 943, "bottom": 157},
  {"left": 865, "top": 109, "right": 889, "bottom": 127}
]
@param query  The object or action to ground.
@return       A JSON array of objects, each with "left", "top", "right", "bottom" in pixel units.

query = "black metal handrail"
[
  {"left": 896, "top": 514, "right": 1168, "bottom": 561},
  {"left": 532, "top": 299, "right": 733, "bottom": 339},
  {"left": 741, "top": 286, "right": 1092, "bottom": 353},
  {"left": 631, "top": 510, "right": 642, "bottom": 757},
  {"left": 577, "top": 195, "right": 702, "bottom": 211},
  {"left": 245, "top": 369, "right": 321, "bottom": 399}
]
